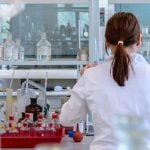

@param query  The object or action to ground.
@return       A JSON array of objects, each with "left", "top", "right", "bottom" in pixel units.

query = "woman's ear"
[{"left": 137, "top": 33, "right": 142, "bottom": 48}]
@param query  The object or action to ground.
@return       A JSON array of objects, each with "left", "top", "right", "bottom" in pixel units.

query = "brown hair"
[{"left": 105, "top": 12, "right": 141, "bottom": 86}]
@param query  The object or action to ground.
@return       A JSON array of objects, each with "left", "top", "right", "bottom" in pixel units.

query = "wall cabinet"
[
  {"left": 0, "top": 0, "right": 101, "bottom": 63},
  {"left": 0, "top": 1, "right": 89, "bottom": 59},
  {"left": 0, "top": 0, "right": 100, "bottom": 91}
]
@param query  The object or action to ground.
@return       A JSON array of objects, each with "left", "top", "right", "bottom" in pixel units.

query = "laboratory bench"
[{"left": 1, "top": 135, "right": 94, "bottom": 150}]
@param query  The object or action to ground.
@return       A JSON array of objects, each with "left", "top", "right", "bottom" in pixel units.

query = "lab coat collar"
[{"left": 105, "top": 53, "right": 147, "bottom": 65}]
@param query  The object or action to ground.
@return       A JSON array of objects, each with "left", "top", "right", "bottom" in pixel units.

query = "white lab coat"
[{"left": 59, "top": 53, "right": 150, "bottom": 150}]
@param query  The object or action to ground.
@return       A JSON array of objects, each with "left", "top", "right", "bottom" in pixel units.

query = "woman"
[{"left": 59, "top": 12, "right": 150, "bottom": 149}]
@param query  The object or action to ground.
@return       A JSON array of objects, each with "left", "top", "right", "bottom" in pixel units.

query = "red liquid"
[{"left": 20, "top": 130, "right": 29, "bottom": 136}]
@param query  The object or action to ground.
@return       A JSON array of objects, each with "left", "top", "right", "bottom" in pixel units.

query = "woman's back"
[{"left": 82, "top": 54, "right": 150, "bottom": 149}]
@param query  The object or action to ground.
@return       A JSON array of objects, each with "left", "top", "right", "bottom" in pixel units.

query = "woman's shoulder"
[
  {"left": 83, "top": 59, "right": 111, "bottom": 79},
  {"left": 131, "top": 53, "right": 148, "bottom": 64},
  {"left": 87, "top": 57, "right": 112, "bottom": 71}
]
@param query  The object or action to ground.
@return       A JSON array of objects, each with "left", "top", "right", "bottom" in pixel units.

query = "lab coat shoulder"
[
  {"left": 133, "top": 56, "right": 150, "bottom": 80},
  {"left": 59, "top": 71, "right": 90, "bottom": 126},
  {"left": 59, "top": 62, "right": 108, "bottom": 126},
  {"left": 82, "top": 60, "right": 112, "bottom": 87}
]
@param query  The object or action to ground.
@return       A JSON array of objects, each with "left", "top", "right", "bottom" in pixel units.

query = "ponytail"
[
  {"left": 111, "top": 43, "right": 131, "bottom": 86},
  {"left": 105, "top": 12, "right": 140, "bottom": 86}
]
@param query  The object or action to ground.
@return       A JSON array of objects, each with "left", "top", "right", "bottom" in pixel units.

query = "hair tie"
[{"left": 118, "top": 41, "right": 124, "bottom": 45}]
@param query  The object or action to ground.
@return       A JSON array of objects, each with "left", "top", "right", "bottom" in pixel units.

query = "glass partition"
[
  {"left": 114, "top": 4, "right": 150, "bottom": 60},
  {"left": 0, "top": 3, "right": 89, "bottom": 60}
]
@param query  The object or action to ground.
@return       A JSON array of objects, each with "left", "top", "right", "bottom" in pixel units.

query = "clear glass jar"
[
  {"left": 0, "top": 43, "right": 4, "bottom": 60},
  {"left": 7, "top": 116, "right": 18, "bottom": 136},
  {"left": 5, "top": 88, "right": 14, "bottom": 121},
  {"left": 22, "top": 113, "right": 33, "bottom": 128},
  {"left": 0, "top": 120, "right": 6, "bottom": 135},
  {"left": 0, "top": 105, "right": 6, "bottom": 135},
  {"left": 77, "top": 48, "right": 88, "bottom": 61},
  {"left": 20, "top": 122, "right": 30, "bottom": 136},
  {"left": 15, "top": 39, "right": 24, "bottom": 61},
  {"left": 34, "top": 122, "right": 45, "bottom": 137},
  {"left": 46, "top": 122, "right": 56, "bottom": 136},
  {"left": 3, "top": 33, "right": 16, "bottom": 61},
  {"left": 34, "top": 113, "right": 47, "bottom": 128},
  {"left": 51, "top": 113, "right": 60, "bottom": 129},
  {"left": 37, "top": 32, "right": 51, "bottom": 61}
]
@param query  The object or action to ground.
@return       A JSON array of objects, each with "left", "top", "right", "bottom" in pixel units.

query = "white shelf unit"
[
  {"left": 0, "top": 0, "right": 88, "bottom": 4},
  {"left": 0, "top": 89, "right": 71, "bottom": 97},
  {"left": 0, "top": 59, "right": 88, "bottom": 66},
  {"left": 0, "top": 59, "right": 89, "bottom": 79},
  {"left": 0, "top": 69, "right": 78, "bottom": 79},
  {"left": 0, "top": 62, "right": 85, "bottom": 98},
  {"left": 0, "top": 59, "right": 88, "bottom": 79},
  {"left": 109, "top": 0, "right": 150, "bottom": 3}
]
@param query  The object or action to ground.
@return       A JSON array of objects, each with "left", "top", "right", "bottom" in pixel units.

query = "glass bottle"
[
  {"left": 83, "top": 24, "right": 89, "bottom": 38},
  {"left": 20, "top": 122, "right": 29, "bottom": 136},
  {"left": 79, "top": 118, "right": 85, "bottom": 134},
  {"left": 34, "top": 113, "right": 47, "bottom": 136},
  {"left": 7, "top": 116, "right": 18, "bottom": 136},
  {"left": 37, "top": 32, "right": 51, "bottom": 61},
  {"left": 66, "top": 22, "right": 72, "bottom": 37},
  {"left": 34, "top": 113, "right": 46, "bottom": 128},
  {"left": 0, "top": 120, "right": 6, "bottom": 135},
  {"left": 15, "top": 39, "right": 24, "bottom": 61},
  {"left": 51, "top": 113, "right": 60, "bottom": 129},
  {"left": 5, "top": 88, "right": 14, "bottom": 121},
  {"left": 34, "top": 122, "right": 45, "bottom": 137},
  {"left": 0, "top": 107, "right": 6, "bottom": 135},
  {"left": 22, "top": 113, "right": 35, "bottom": 136},
  {"left": 25, "top": 97, "right": 42, "bottom": 122},
  {"left": 79, "top": 48, "right": 88, "bottom": 61},
  {"left": 46, "top": 122, "right": 56, "bottom": 136},
  {"left": 0, "top": 42, "right": 4, "bottom": 60},
  {"left": 22, "top": 113, "right": 33, "bottom": 128},
  {"left": 3, "top": 33, "right": 16, "bottom": 61}
]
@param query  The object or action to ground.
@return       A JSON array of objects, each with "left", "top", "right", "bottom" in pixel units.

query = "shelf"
[
  {"left": 0, "top": 0, "right": 88, "bottom": 4},
  {"left": 0, "top": 69, "right": 78, "bottom": 79},
  {"left": 0, "top": 59, "right": 88, "bottom": 66},
  {"left": 109, "top": 0, "right": 150, "bottom": 3},
  {"left": 0, "top": 89, "right": 71, "bottom": 97}
]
